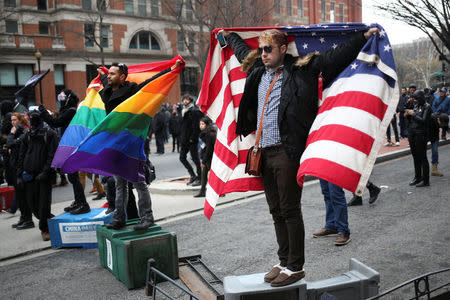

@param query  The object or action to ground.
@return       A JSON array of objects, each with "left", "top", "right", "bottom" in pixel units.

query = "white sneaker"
[
  {"left": 394, "top": 142, "right": 400, "bottom": 146},
  {"left": 384, "top": 142, "right": 391, "bottom": 146}
]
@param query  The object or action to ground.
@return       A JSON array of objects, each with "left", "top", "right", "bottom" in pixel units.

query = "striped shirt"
[{"left": 257, "top": 66, "right": 284, "bottom": 148}]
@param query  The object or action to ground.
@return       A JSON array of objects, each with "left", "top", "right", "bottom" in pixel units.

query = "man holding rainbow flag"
[{"left": 99, "top": 60, "right": 182, "bottom": 230}]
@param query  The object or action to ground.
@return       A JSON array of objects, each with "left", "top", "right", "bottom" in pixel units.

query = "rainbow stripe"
[
  {"left": 51, "top": 88, "right": 106, "bottom": 168},
  {"left": 60, "top": 58, "right": 183, "bottom": 182}
]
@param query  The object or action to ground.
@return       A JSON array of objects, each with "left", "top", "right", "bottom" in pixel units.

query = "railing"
[
  {"left": 0, "top": 34, "right": 65, "bottom": 49},
  {"left": 146, "top": 258, "right": 201, "bottom": 300},
  {"left": 367, "top": 268, "right": 450, "bottom": 300}
]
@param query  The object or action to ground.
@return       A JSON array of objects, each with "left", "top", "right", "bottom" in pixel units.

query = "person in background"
[
  {"left": 194, "top": 116, "right": 217, "bottom": 198},
  {"left": 6, "top": 113, "right": 32, "bottom": 227},
  {"left": 347, "top": 180, "right": 381, "bottom": 206},
  {"left": 405, "top": 90, "right": 432, "bottom": 187},
  {"left": 169, "top": 110, "right": 181, "bottom": 152},
  {"left": 39, "top": 89, "right": 91, "bottom": 215},
  {"left": 397, "top": 87, "right": 408, "bottom": 138},
  {"left": 432, "top": 87, "right": 449, "bottom": 140},
  {"left": 17, "top": 110, "right": 58, "bottom": 241}
]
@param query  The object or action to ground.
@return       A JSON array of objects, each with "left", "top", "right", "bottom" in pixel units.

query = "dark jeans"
[
  {"left": 386, "top": 114, "right": 400, "bottom": 142},
  {"left": 172, "top": 134, "right": 179, "bottom": 152},
  {"left": 261, "top": 145, "right": 304, "bottom": 272},
  {"left": 199, "top": 161, "right": 211, "bottom": 193},
  {"left": 319, "top": 179, "right": 350, "bottom": 236},
  {"left": 399, "top": 113, "right": 407, "bottom": 138},
  {"left": 25, "top": 178, "right": 52, "bottom": 232},
  {"left": 155, "top": 133, "right": 165, "bottom": 154},
  {"left": 15, "top": 184, "right": 30, "bottom": 222},
  {"left": 67, "top": 172, "right": 87, "bottom": 205},
  {"left": 105, "top": 177, "right": 139, "bottom": 219},
  {"left": 179, "top": 142, "right": 201, "bottom": 179},
  {"left": 408, "top": 131, "right": 429, "bottom": 183}
]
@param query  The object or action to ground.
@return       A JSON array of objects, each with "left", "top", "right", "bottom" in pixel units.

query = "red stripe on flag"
[
  {"left": 297, "top": 158, "right": 361, "bottom": 193},
  {"left": 214, "top": 83, "right": 232, "bottom": 129},
  {"left": 204, "top": 200, "right": 214, "bottom": 220},
  {"left": 227, "top": 121, "right": 238, "bottom": 146},
  {"left": 214, "top": 141, "right": 238, "bottom": 169},
  {"left": 208, "top": 169, "right": 263, "bottom": 196},
  {"left": 306, "top": 124, "right": 374, "bottom": 156},
  {"left": 319, "top": 91, "right": 387, "bottom": 121}
]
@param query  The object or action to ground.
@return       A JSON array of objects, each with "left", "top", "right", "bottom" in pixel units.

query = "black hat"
[{"left": 409, "top": 84, "right": 417, "bottom": 89}]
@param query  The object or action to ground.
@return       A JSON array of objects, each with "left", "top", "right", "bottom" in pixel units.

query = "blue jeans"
[
  {"left": 431, "top": 140, "right": 439, "bottom": 164},
  {"left": 319, "top": 179, "right": 350, "bottom": 236}
]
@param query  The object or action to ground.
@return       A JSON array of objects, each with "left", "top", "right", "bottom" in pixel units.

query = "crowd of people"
[{"left": 0, "top": 60, "right": 218, "bottom": 240}]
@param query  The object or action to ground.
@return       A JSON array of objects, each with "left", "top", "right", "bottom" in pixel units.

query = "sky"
[{"left": 362, "top": 0, "right": 428, "bottom": 45}]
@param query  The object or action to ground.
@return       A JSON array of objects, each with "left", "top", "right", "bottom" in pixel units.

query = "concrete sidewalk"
[{"left": 0, "top": 138, "right": 448, "bottom": 262}]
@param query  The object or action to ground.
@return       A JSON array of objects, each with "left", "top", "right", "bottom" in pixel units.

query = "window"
[
  {"left": 54, "top": 64, "right": 65, "bottom": 98},
  {"left": 125, "top": 0, "right": 134, "bottom": 15},
  {"left": 151, "top": 0, "right": 159, "bottom": 17},
  {"left": 97, "top": 0, "right": 106, "bottom": 12},
  {"left": 129, "top": 31, "right": 160, "bottom": 50},
  {"left": 321, "top": 0, "right": 326, "bottom": 20},
  {"left": 5, "top": 0, "right": 16, "bottom": 8},
  {"left": 339, "top": 4, "right": 344, "bottom": 22},
  {"left": 185, "top": 0, "right": 193, "bottom": 19},
  {"left": 330, "top": 2, "right": 335, "bottom": 22},
  {"left": 138, "top": 0, "right": 146, "bottom": 16},
  {"left": 84, "top": 23, "right": 94, "bottom": 47},
  {"left": 274, "top": 0, "right": 281, "bottom": 14},
  {"left": 175, "top": 0, "right": 182, "bottom": 17},
  {"left": 297, "top": 0, "right": 303, "bottom": 17},
  {"left": 180, "top": 67, "right": 198, "bottom": 96},
  {"left": 5, "top": 20, "right": 18, "bottom": 33},
  {"left": 82, "top": 0, "right": 91, "bottom": 10},
  {"left": 177, "top": 31, "right": 184, "bottom": 51},
  {"left": 0, "top": 64, "right": 35, "bottom": 103},
  {"left": 39, "top": 22, "right": 49, "bottom": 35},
  {"left": 37, "top": 0, "right": 47, "bottom": 10},
  {"left": 101, "top": 25, "right": 108, "bottom": 48},
  {"left": 188, "top": 32, "right": 195, "bottom": 52},
  {"left": 286, "top": 0, "right": 292, "bottom": 15}
]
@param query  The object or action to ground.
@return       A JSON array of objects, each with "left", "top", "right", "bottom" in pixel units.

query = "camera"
[{"left": 217, "top": 33, "right": 228, "bottom": 49}]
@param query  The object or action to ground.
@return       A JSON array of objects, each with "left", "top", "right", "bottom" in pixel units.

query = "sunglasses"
[{"left": 258, "top": 46, "right": 273, "bottom": 54}]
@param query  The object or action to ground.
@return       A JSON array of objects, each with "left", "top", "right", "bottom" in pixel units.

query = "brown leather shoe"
[
  {"left": 264, "top": 264, "right": 284, "bottom": 283},
  {"left": 312, "top": 228, "right": 338, "bottom": 238},
  {"left": 41, "top": 231, "right": 50, "bottom": 241},
  {"left": 334, "top": 234, "right": 351, "bottom": 246},
  {"left": 270, "top": 269, "right": 305, "bottom": 287}
]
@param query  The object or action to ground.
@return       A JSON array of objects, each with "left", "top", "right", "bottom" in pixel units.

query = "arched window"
[{"left": 129, "top": 31, "right": 161, "bottom": 50}]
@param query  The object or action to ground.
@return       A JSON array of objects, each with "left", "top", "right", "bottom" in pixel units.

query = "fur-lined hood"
[{"left": 241, "top": 50, "right": 320, "bottom": 72}]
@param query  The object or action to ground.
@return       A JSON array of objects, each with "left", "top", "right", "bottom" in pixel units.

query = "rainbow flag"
[
  {"left": 60, "top": 56, "right": 184, "bottom": 182},
  {"left": 51, "top": 87, "right": 106, "bottom": 168}
]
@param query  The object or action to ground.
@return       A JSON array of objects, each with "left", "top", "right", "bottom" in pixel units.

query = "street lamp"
[{"left": 34, "top": 50, "right": 43, "bottom": 104}]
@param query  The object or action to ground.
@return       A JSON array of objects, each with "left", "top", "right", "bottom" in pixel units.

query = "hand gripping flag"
[
  {"left": 58, "top": 56, "right": 184, "bottom": 182},
  {"left": 197, "top": 23, "right": 398, "bottom": 219}
]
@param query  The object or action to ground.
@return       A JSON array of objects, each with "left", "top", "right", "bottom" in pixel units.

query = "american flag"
[{"left": 197, "top": 23, "right": 398, "bottom": 220}]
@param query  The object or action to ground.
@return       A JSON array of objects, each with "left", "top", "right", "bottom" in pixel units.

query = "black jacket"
[
  {"left": 100, "top": 68, "right": 170, "bottom": 115},
  {"left": 180, "top": 106, "right": 204, "bottom": 145},
  {"left": 169, "top": 114, "right": 181, "bottom": 136},
  {"left": 227, "top": 32, "right": 367, "bottom": 162},
  {"left": 39, "top": 96, "right": 78, "bottom": 136},
  {"left": 17, "top": 126, "right": 58, "bottom": 177},
  {"left": 153, "top": 109, "right": 167, "bottom": 135},
  {"left": 199, "top": 125, "right": 217, "bottom": 165},
  {"left": 408, "top": 102, "right": 432, "bottom": 134},
  {"left": 6, "top": 126, "right": 27, "bottom": 184}
]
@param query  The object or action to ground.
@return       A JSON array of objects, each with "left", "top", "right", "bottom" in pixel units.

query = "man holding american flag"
[{"left": 220, "top": 26, "right": 379, "bottom": 287}]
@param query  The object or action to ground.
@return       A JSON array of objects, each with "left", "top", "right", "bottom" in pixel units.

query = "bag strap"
[{"left": 255, "top": 69, "right": 283, "bottom": 147}]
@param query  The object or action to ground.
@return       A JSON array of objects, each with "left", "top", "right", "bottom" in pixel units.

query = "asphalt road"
[{"left": 1, "top": 145, "right": 449, "bottom": 299}]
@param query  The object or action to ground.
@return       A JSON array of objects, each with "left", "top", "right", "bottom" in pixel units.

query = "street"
[{"left": 0, "top": 144, "right": 449, "bottom": 299}]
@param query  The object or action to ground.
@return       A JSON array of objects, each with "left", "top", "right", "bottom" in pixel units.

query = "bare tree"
[
  {"left": 375, "top": 0, "right": 450, "bottom": 64},
  {"left": 393, "top": 38, "right": 441, "bottom": 88},
  {"left": 162, "top": 0, "right": 274, "bottom": 75}
]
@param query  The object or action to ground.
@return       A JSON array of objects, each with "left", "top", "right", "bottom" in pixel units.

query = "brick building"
[{"left": 0, "top": 0, "right": 361, "bottom": 111}]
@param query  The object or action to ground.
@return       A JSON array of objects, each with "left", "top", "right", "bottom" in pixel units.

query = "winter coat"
[
  {"left": 17, "top": 126, "right": 58, "bottom": 177},
  {"left": 407, "top": 102, "right": 432, "bottom": 134},
  {"left": 39, "top": 94, "right": 78, "bottom": 136},
  {"left": 153, "top": 109, "right": 166, "bottom": 136},
  {"left": 432, "top": 95, "right": 450, "bottom": 115},
  {"left": 169, "top": 114, "right": 181, "bottom": 136},
  {"left": 227, "top": 32, "right": 367, "bottom": 162},
  {"left": 100, "top": 68, "right": 170, "bottom": 115},
  {"left": 199, "top": 125, "right": 217, "bottom": 165},
  {"left": 5, "top": 126, "right": 27, "bottom": 184},
  {"left": 179, "top": 106, "right": 204, "bottom": 146}
]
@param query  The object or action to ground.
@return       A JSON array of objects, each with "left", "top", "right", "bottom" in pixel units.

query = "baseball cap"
[{"left": 440, "top": 88, "right": 447, "bottom": 93}]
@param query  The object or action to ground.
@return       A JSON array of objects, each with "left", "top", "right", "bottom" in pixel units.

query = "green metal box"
[{"left": 96, "top": 223, "right": 178, "bottom": 289}]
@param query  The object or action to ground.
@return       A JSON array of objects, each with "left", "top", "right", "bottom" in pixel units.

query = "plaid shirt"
[{"left": 257, "top": 66, "right": 284, "bottom": 148}]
